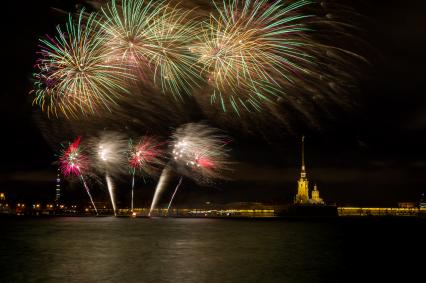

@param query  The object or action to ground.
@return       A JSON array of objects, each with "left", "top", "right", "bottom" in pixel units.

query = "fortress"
[{"left": 294, "top": 136, "right": 324, "bottom": 205}]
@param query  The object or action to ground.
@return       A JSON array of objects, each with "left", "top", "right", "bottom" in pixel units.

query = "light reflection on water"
[{"left": 0, "top": 217, "right": 422, "bottom": 282}]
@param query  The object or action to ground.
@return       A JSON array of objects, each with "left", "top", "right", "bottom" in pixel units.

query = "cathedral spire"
[
  {"left": 301, "top": 136, "right": 306, "bottom": 178},
  {"left": 295, "top": 136, "right": 309, "bottom": 204}
]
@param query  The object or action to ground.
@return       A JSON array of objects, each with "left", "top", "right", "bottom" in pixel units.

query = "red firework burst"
[
  {"left": 129, "top": 136, "right": 164, "bottom": 175},
  {"left": 59, "top": 136, "right": 89, "bottom": 177}
]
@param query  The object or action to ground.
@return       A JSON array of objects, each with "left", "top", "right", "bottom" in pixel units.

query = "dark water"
[{"left": 0, "top": 217, "right": 423, "bottom": 282}]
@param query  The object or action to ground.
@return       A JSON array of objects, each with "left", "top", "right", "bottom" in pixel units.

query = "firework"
[
  {"left": 100, "top": 0, "right": 163, "bottom": 71},
  {"left": 149, "top": 166, "right": 172, "bottom": 216},
  {"left": 149, "top": 123, "right": 231, "bottom": 215},
  {"left": 128, "top": 136, "right": 165, "bottom": 176},
  {"left": 100, "top": 0, "right": 200, "bottom": 97},
  {"left": 105, "top": 173, "right": 117, "bottom": 215},
  {"left": 59, "top": 136, "right": 88, "bottom": 177},
  {"left": 170, "top": 123, "right": 231, "bottom": 181},
  {"left": 90, "top": 132, "right": 128, "bottom": 216},
  {"left": 59, "top": 137, "right": 98, "bottom": 214},
  {"left": 128, "top": 136, "right": 165, "bottom": 211},
  {"left": 167, "top": 176, "right": 183, "bottom": 211},
  {"left": 32, "top": 10, "right": 133, "bottom": 119},
  {"left": 193, "top": 0, "right": 318, "bottom": 113},
  {"left": 93, "top": 132, "right": 128, "bottom": 174}
]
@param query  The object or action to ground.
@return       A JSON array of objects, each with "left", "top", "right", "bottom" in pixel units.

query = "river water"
[{"left": 0, "top": 217, "right": 423, "bottom": 282}]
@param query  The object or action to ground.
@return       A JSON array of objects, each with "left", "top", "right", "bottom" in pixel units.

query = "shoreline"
[{"left": 1, "top": 214, "right": 425, "bottom": 220}]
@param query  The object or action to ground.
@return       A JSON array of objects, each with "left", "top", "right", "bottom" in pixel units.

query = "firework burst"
[
  {"left": 171, "top": 123, "right": 231, "bottom": 182},
  {"left": 100, "top": 0, "right": 200, "bottom": 97},
  {"left": 90, "top": 131, "right": 128, "bottom": 216},
  {"left": 59, "top": 136, "right": 98, "bottom": 214},
  {"left": 32, "top": 10, "right": 133, "bottom": 119},
  {"left": 91, "top": 131, "right": 128, "bottom": 175},
  {"left": 59, "top": 136, "right": 88, "bottom": 177},
  {"left": 128, "top": 136, "right": 165, "bottom": 176},
  {"left": 149, "top": 123, "right": 232, "bottom": 215},
  {"left": 128, "top": 136, "right": 165, "bottom": 212},
  {"left": 100, "top": 0, "right": 164, "bottom": 72},
  {"left": 194, "top": 0, "right": 316, "bottom": 114}
]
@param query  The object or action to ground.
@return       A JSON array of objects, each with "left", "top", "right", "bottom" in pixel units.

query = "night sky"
[{"left": 2, "top": 0, "right": 426, "bottom": 207}]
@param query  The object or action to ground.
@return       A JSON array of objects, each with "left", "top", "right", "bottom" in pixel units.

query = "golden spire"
[{"left": 301, "top": 136, "right": 306, "bottom": 178}]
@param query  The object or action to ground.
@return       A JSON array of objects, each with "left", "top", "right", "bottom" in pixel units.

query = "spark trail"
[
  {"left": 167, "top": 176, "right": 183, "bottom": 211},
  {"left": 106, "top": 173, "right": 117, "bottom": 216},
  {"left": 80, "top": 175, "right": 98, "bottom": 215},
  {"left": 131, "top": 174, "right": 135, "bottom": 212},
  {"left": 149, "top": 166, "right": 172, "bottom": 216}
]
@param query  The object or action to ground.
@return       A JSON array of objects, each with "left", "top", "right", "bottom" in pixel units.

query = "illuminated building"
[
  {"left": 295, "top": 136, "right": 309, "bottom": 204},
  {"left": 0, "top": 193, "right": 10, "bottom": 214},
  {"left": 420, "top": 193, "right": 426, "bottom": 208},
  {"left": 55, "top": 168, "right": 61, "bottom": 203},
  {"left": 398, "top": 202, "right": 415, "bottom": 208},
  {"left": 338, "top": 207, "right": 424, "bottom": 217},
  {"left": 310, "top": 184, "right": 324, "bottom": 204},
  {"left": 294, "top": 137, "right": 324, "bottom": 205},
  {"left": 16, "top": 203, "right": 26, "bottom": 215}
]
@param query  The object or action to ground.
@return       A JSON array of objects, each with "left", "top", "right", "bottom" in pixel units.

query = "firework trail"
[
  {"left": 105, "top": 173, "right": 117, "bottom": 215},
  {"left": 91, "top": 132, "right": 128, "bottom": 216},
  {"left": 32, "top": 9, "right": 133, "bottom": 119},
  {"left": 59, "top": 136, "right": 98, "bottom": 214},
  {"left": 149, "top": 166, "right": 172, "bottom": 216},
  {"left": 80, "top": 175, "right": 98, "bottom": 215},
  {"left": 100, "top": 0, "right": 200, "bottom": 98},
  {"left": 149, "top": 123, "right": 231, "bottom": 215},
  {"left": 128, "top": 136, "right": 165, "bottom": 212},
  {"left": 131, "top": 175, "right": 135, "bottom": 212},
  {"left": 167, "top": 176, "right": 183, "bottom": 212}
]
